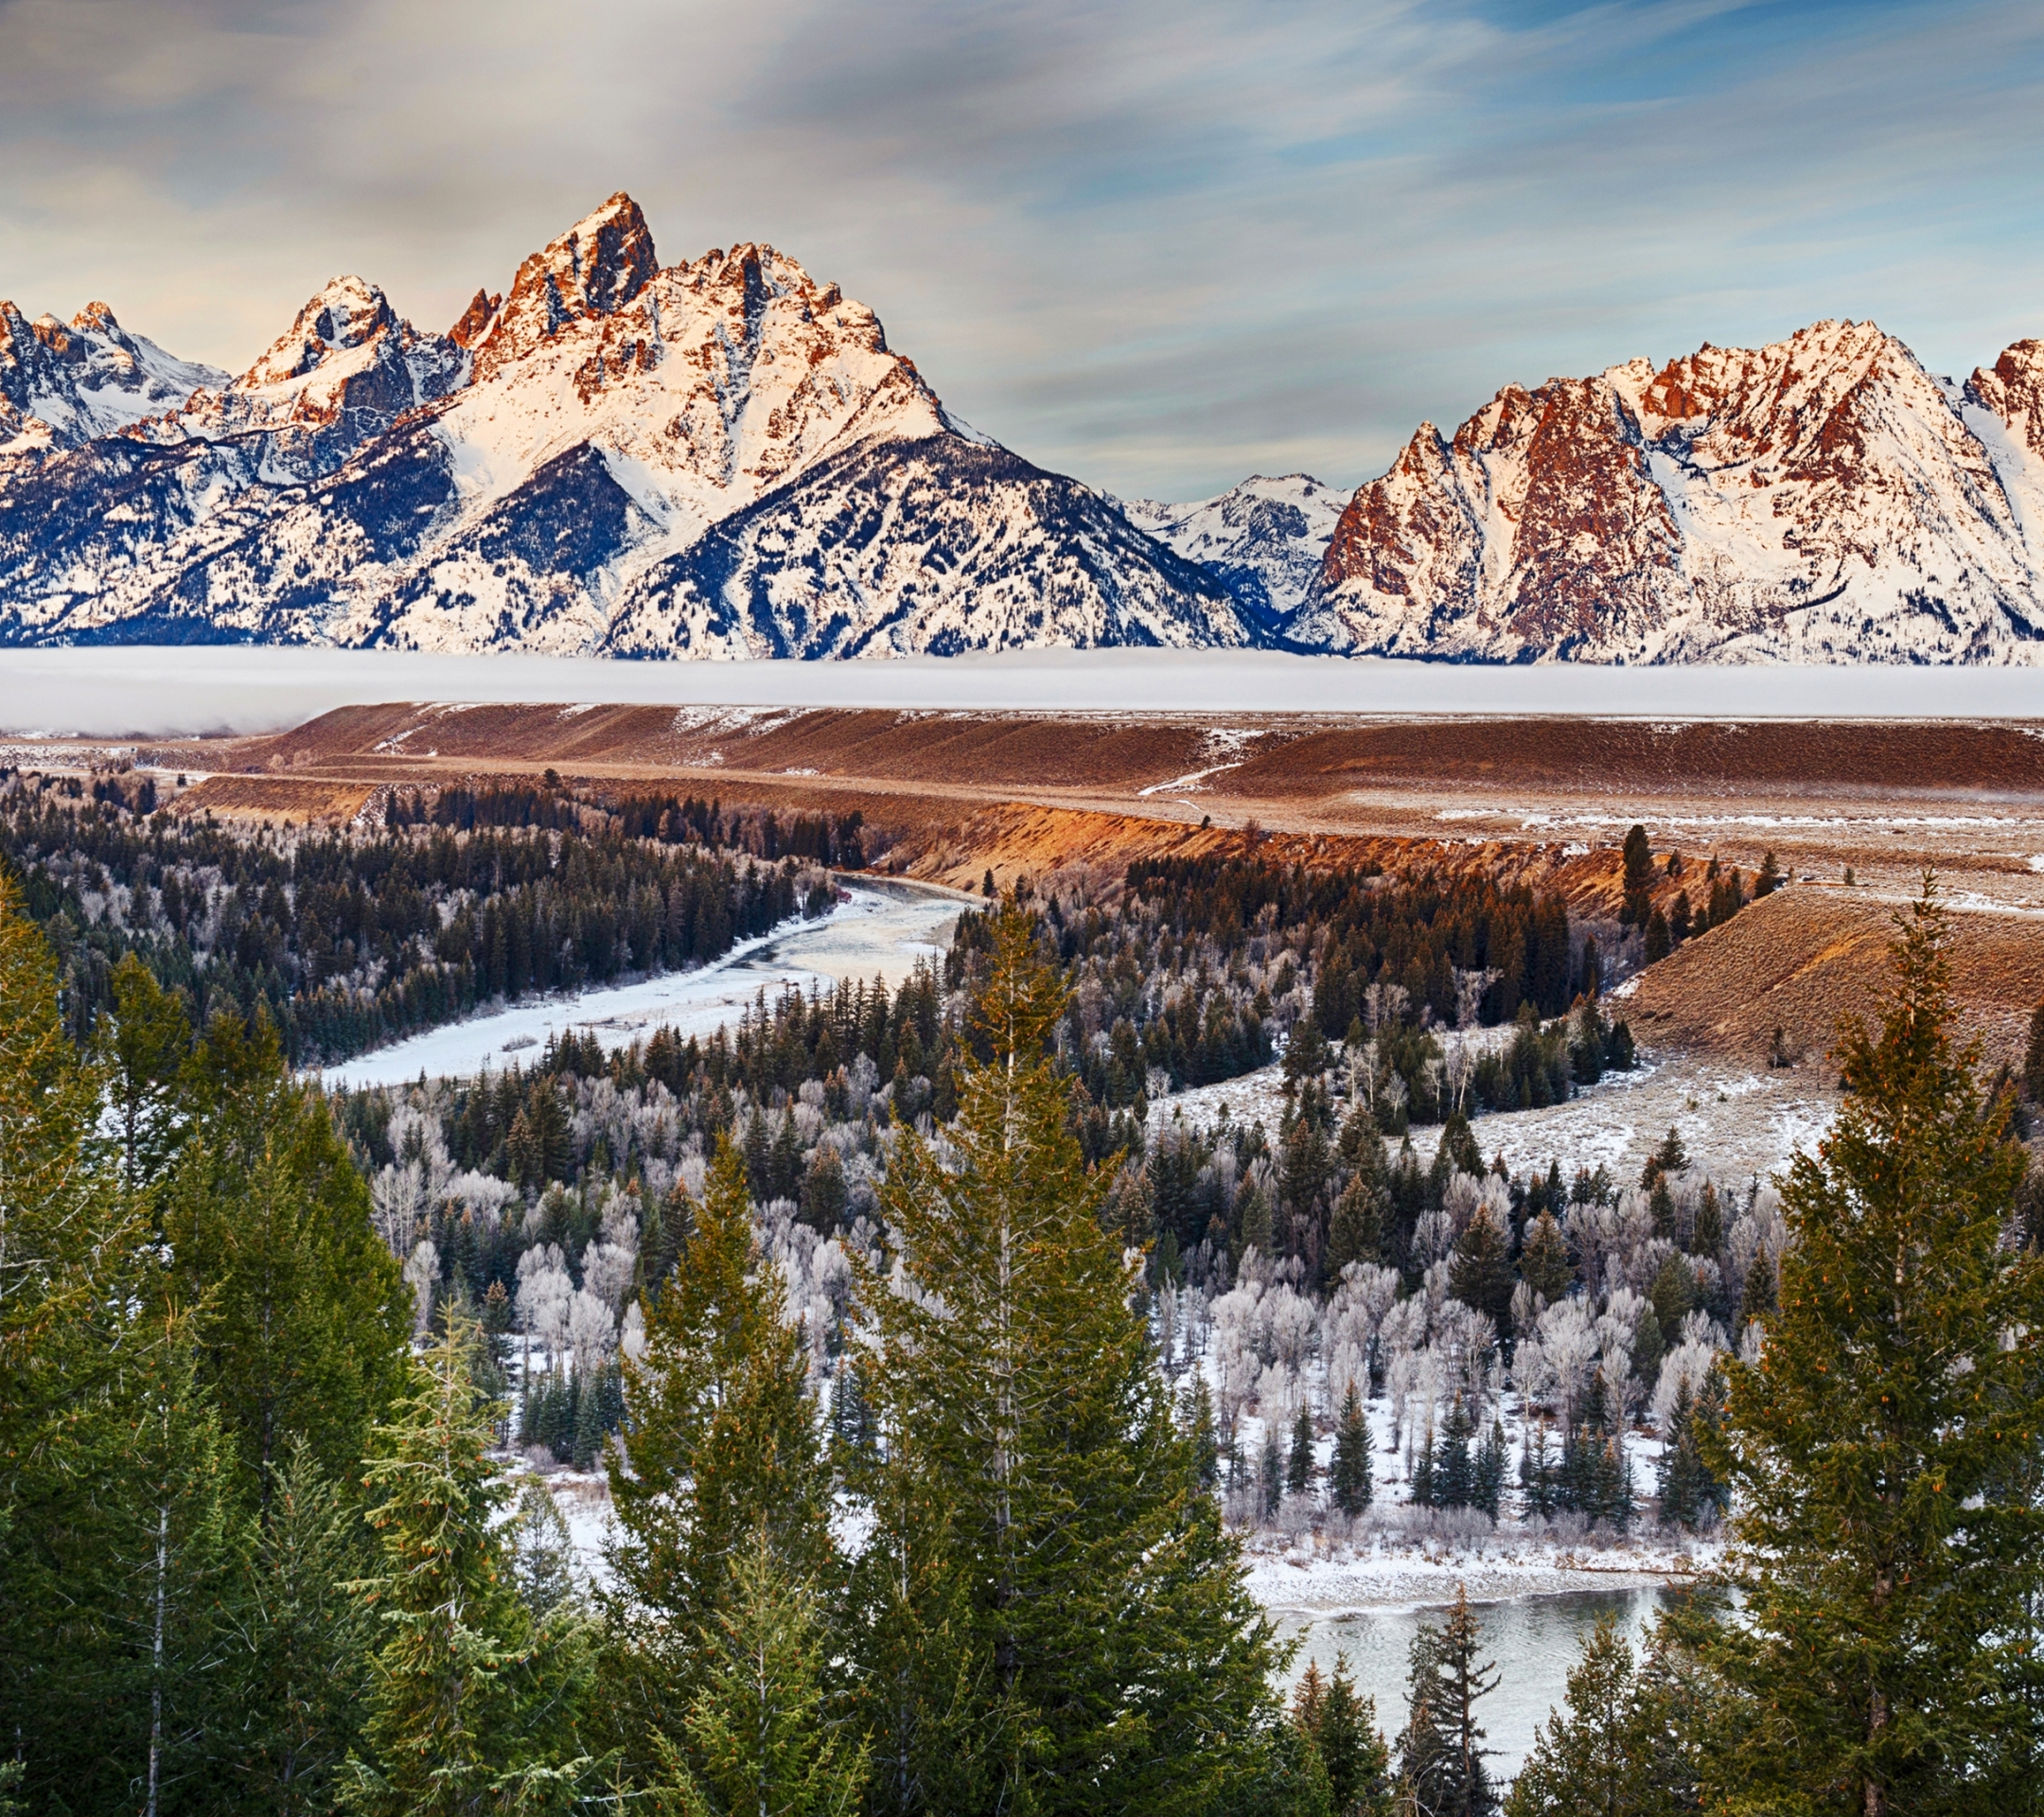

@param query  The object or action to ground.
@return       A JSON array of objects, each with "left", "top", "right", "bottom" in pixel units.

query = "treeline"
[
  {"left": 0, "top": 768, "right": 833, "bottom": 1067},
  {"left": 384, "top": 777, "right": 873, "bottom": 870}
]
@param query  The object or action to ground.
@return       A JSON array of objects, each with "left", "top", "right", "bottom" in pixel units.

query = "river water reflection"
[{"left": 1275, "top": 1588, "right": 1666, "bottom": 1781}]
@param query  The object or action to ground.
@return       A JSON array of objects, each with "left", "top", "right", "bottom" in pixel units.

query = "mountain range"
[{"left": 3, "top": 192, "right": 2041, "bottom": 663}]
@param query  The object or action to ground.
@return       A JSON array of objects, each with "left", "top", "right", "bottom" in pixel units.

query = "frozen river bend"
[{"left": 317, "top": 877, "right": 966, "bottom": 1090}]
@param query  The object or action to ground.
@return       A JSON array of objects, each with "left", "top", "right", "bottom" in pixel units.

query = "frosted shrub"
[
  {"left": 1653, "top": 1334, "right": 1724, "bottom": 1434},
  {"left": 1265, "top": 1283, "right": 1317, "bottom": 1372}
]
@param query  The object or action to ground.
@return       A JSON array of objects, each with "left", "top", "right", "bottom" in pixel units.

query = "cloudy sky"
[{"left": 2, "top": 0, "right": 2039, "bottom": 498}]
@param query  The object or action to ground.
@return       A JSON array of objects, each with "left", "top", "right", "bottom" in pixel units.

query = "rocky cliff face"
[
  {"left": 0, "top": 194, "right": 1240, "bottom": 656},
  {"left": 1294, "top": 320, "right": 2044, "bottom": 662}
]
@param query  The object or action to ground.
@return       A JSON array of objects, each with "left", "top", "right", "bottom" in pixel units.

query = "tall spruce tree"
[
  {"left": 1395, "top": 1587, "right": 1500, "bottom": 1817},
  {"left": 0, "top": 876, "right": 232, "bottom": 1813},
  {"left": 650, "top": 1531, "right": 870, "bottom": 1817},
  {"left": 606, "top": 1136, "right": 831, "bottom": 1776},
  {"left": 343, "top": 1324, "right": 595, "bottom": 1816},
  {"left": 165, "top": 1009, "right": 413, "bottom": 1505},
  {"left": 1331, "top": 1383, "right": 1373, "bottom": 1517},
  {"left": 1298, "top": 1651, "right": 1394, "bottom": 1816},
  {"left": 224, "top": 1438, "right": 379, "bottom": 1815},
  {"left": 1504, "top": 1614, "right": 1677, "bottom": 1817},
  {"left": 1700, "top": 879, "right": 2044, "bottom": 1811},
  {"left": 1289, "top": 1405, "right": 1319, "bottom": 1497},
  {"left": 852, "top": 903, "right": 1285, "bottom": 1815}
]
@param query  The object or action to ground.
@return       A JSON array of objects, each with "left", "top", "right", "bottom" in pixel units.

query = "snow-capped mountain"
[
  {"left": 0, "top": 194, "right": 1240, "bottom": 657},
  {"left": 1120, "top": 473, "right": 1346, "bottom": 627},
  {"left": 1293, "top": 320, "right": 2044, "bottom": 662},
  {"left": 0, "top": 301, "right": 227, "bottom": 453},
  {"left": 7, "top": 214, "right": 2044, "bottom": 665}
]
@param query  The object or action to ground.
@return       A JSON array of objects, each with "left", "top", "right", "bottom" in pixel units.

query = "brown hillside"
[{"left": 1626, "top": 888, "right": 2044, "bottom": 1074}]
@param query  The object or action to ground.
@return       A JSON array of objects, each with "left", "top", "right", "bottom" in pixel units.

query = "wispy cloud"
[{"left": 1, "top": 0, "right": 2037, "bottom": 496}]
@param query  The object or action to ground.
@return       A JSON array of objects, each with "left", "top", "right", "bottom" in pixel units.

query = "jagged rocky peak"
[
  {"left": 164, "top": 273, "right": 465, "bottom": 475},
  {"left": 1122, "top": 473, "right": 1347, "bottom": 623},
  {"left": 239, "top": 274, "right": 403, "bottom": 387},
  {"left": 472, "top": 191, "right": 659, "bottom": 378},
  {"left": 1970, "top": 337, "right": 2044, "bottom": 457},
  {"left": 0, "top": 296, "right": 227, "bottom": 450},
  {"left": 448, "top": 288, "right": 502, "bottom": 348}
]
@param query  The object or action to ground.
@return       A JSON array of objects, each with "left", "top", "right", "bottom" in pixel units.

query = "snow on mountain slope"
[
  {"left": 0, "top": 302, "right": 226, "bottom": 452},
  {"left": 0, "top": 193, "right": 1240, "bottom": 656},
  {"left": 158, "top": 274, "right": 467, "bottom": 482},
  {"left": 594, "top": 434, "right": 1253, "bottom": 659},
  {"left": 1966, "top": 338, "right": 2044, "bottom": 551},
  {"left": 1119, "top": 472, "right": 1345, "bottom": 626},
  {"left": 1295, "top": 320, "right": 2044, "bottom": 663}
]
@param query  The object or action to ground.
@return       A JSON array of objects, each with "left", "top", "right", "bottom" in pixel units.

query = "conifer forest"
[{"left": 5, "top": 770, "right": 2044, "bottom": 1816}]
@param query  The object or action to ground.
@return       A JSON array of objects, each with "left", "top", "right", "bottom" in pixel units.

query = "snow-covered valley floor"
[{"left": 317, "top": 877, "right": 965, "bottom": 1090}]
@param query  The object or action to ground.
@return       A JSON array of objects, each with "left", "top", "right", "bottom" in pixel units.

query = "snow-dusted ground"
[
  {"left": 315, "top": 878, "right": 963, "bottom": 1090},
  {"left": 1150, "top": 1046, "right": 1835, "bottom": 1187},
  {"left": 5, "top": 644, "right": 2040, "bottom": 739}
]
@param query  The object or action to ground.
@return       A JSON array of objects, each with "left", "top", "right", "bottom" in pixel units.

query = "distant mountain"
[
  {"left": 4, "top": 212, "right": 2043, "bottom": 663},
  {"left": 0, "top": 194, "right": 1242, "bottom": 656},
  {"left": 1119, "top": 473, "right": 1346, "bottom": 629},
  {"left": 1, "top": 301, "right": 227, "bottom": 452},
  {"left": 1291, "top": 321, "right": 2044, "bottom": 662}
]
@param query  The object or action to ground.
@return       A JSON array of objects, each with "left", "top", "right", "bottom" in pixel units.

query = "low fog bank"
[{"left": 4, "top": 644, "right": 2039, "bottom": 739}]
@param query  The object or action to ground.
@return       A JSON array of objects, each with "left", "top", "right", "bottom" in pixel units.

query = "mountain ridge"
[{"left": 2, "top": 200, "right": 2042, "bottom": 664}]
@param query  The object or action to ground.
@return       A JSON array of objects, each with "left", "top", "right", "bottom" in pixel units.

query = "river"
[
  {"left": 1277, "top": 1587, "right": 1667, "bottom": 1781},
  {"left": 317, "top": 875, "right": 966, "bottom": 1090}
]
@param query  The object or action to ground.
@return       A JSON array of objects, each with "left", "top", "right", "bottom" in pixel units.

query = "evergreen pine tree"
[
  {"left": 1518, "top": 1417, "right": 1557, "bottom": 1523},
  {"left": 572, "top": 1367, "right": 604, "bottom": 1470},
  {"left": 165, "top": 1010, "right": 414, "bottom": 1504},
  {"left": 649, "top": 1531, "right": 870, "bottom": 1817},
  {"left": 853, "top": 903, "right": 1285, "bottom": 1815},
  {"left": 1288, "top": 1406, "right": 1318, "bottom": 1498},
  {"left": 102, "top": 951, "right": 192, "bottom": 1192},
  {"left": 1472, "top": 1418, "right": 1506, "bottom": 1521},
  {"left": 506, "top": 1479, "right": 582, "bottom": 1621},
  {"left": 1327, "top": 1175, "right": 1384, "bottom": 1274},
  {"left": 1330, "top": 1384, "right": 1373, "bottom": 1517},
  {"left": 607, "top": 1136, "right": 830, "bottom": 1775},
  {"left": 1434, "top": 1396, "right": 1476, "bottom": 1509},
  {"left": 343, "top": 1324, "right": 594, "bottom": 1815},
  {"left": 1262, "top": 1424, "right": 1288, "bottom": 1517},
  {"left": 1736, "top": 1244, "right": 1776, "bottom": 1327},
  {"left": 1311, "top": 1652, "right": 1394, "bottom": 1816},
  {"left": 1395, "top": 1587, "right": 1500, "bottom": 1817},
  {"left": 1410, "top": 1426, "right": 1436, "bottom": 1509},
  {"left": 225, "top": 1439, "right": 379, "bottom": 1816},
  {"left": 1504, "top": 1614, "right": 1672, "bottom": 1817},
  {"left": 1449, "top": 1206, "right": 1515, "bottom": 1334},
  {"left": 1186, "top": 1372, "right": 1222, "bottom": 1491},
  {"left": 1700, "top": 880, "right": 2044, "bottom": 1809},
  {"left": 0, "top": 878, "right": 233, "bottom": 1813},
  {"left": 1516, "top": 1211, "right": 1572, "bottom": 1305}
]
